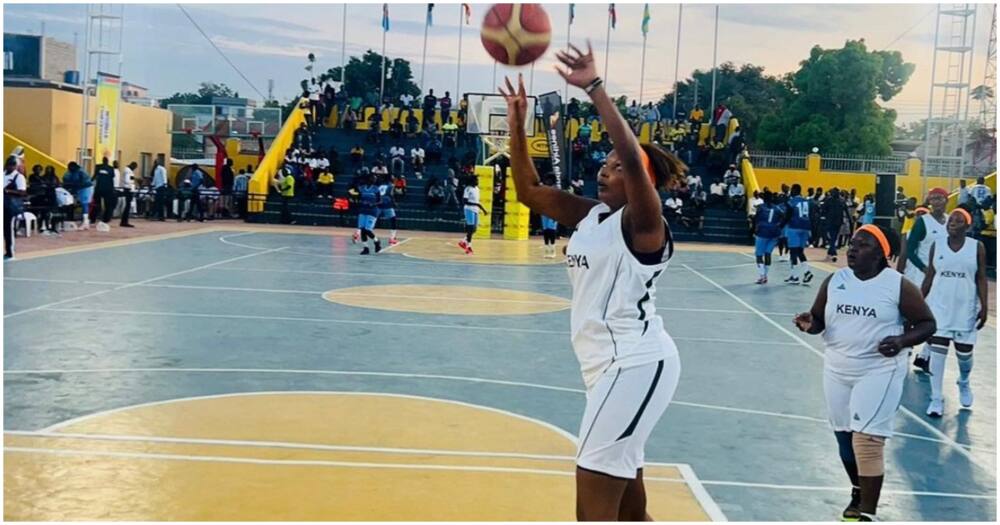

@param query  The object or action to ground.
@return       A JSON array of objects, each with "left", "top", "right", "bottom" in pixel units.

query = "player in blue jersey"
[
  {"left": 783, "top": 184, "right": 815, "bottom": 285},
  {"left": 540, "top": 174, "right": 560, "bottom": 258},
  {"left": 376, "top": 174, "right": 399, "bottom": 246},
  {"left": 753, "top": 190, "right": 785, "bottom": 284},
  {"left": 356, "top": 173, "right": 382, "bottom": 255}
]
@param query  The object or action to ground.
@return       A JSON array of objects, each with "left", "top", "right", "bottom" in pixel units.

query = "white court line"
[
  {"left": 38, "top": 307, "right": 805, "bottom": 346},
  {"left": 3, "top": 247, "right": 288, "bottom": 318},
  {"left": 6, "top": 276, "right": 788, "bottom": 313},
  {"left": 3, "top": 445, "right": 989, "bottom": 502},
  {"left": 4, "top": 277, "right": 126, "bottom": 286},
  {"left": 376, "top": 237, "right": 412, "bottom": 252},
  {"left": 3, "top": 367, "right": 985, "bottom": 453},
  {"left": 699, "top": 263, "right": 757, "bottom": 271},
  {"left": 218, "top": 231, "right": 267, "bottom": 251},
  {"left": 212, "top": 267, "right": 714, "bottom": 292},
  {"left": 677, "top": 463, "right": 730, "bottom": 521},
  {"left": 681, "top": 264, "right": 989, "bottom": 473}
]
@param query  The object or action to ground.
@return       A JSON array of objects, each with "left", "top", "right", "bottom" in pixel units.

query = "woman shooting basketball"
[{"left": 500, "top": 41, "right": 688, "bottom": 521}]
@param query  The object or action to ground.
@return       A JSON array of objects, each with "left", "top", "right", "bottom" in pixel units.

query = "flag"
[
  {"left": 609, "top": 3, "right": 616, "bottom": 29},
  {"left": 426, "top": 3, "right": 434, "bottom": 27},
  {"left": 641, "top": 4, "right": 650, "bottom": 36},
  {"left": 382, "top": 3, "right": 390, "bottom": 31},
  {"left": 569, "top": 3, "right": 575, "bottom": 24},
  {"left": 462, "top": 3, "right": 471, "bottom": 24}
]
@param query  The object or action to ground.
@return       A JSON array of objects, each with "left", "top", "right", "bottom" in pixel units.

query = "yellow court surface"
[
  {"left": 397, "top": 237, "right": 567, "bottom": 265},
  {"left": 4, "top": 393, "right": 711, "bottom": 521},
  {"left": 322, "top": 284, "right": 570, "bottom": 315}
]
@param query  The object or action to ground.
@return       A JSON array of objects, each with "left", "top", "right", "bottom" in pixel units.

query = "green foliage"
[
  {"left": 756, "top": 40, "right": 914, "bottom": 155},
  {"left": 657, "top": 62, "right": 792, "bottom": 143},
  {"left": 159, "top": 82, "right": 238, "bottom": 109},
  {"left": 321, "top": 50, "right": 420, "bottom": 104}
]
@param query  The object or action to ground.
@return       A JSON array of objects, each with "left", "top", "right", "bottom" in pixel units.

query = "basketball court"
[{"left": 3, "top": 227, "right": 995, "bottom": 521}]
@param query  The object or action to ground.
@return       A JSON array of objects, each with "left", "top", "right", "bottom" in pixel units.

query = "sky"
[{"left": 3, "top": 1, "right": 996, "bottom": 125}]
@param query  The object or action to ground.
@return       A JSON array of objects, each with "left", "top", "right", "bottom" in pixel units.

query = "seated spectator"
[
  {"left": 366, "top": 113, "right": 382, "bottom": 144},
  {"left": 686, "top": 172, "right": 703, "bottom": 190},
  {"left": 389, "top": 118, "right": 404, "bottom": 139},
  {"left": 748, "top": 190, "right": 764, "bottom": 217},
  {"left": 372, "top": 160, "right": 389, "bottom": 181},
  {"left": 410, "top": 144, "right": 425, "bottom": 172},
  {"left": 426, "top": 138, "right": 443, "bottom": 164},
  {"left": 663, "top": 193, "right": 682, "bottom": 220},
  {"left": 342, "top": 107, "right": 358, "bottom": 130},
  {"left": 708, "top": 181, "right": 726, "bottom": 206},
  {"left": 426, "top": 177, "right": 445, "bottom": 208},
  {"left": 350, "top": 144, "right": 365, "bottom": 164},
  {"left": 727, "top": 179, "right": 746, "bottom": 211},
  {"left": 393, "top": 174, "right": 407, "bottom": 200},
  {"left": 406, "top": 113, "right": 420, "bottom": 137},
  {"left": 680, "top": 197, "right": 705, "bottom": 231},
  {"left": 578, "top": 120, "right": 592, "bottom": 143},
  {"left": 316, "top": 168, "right": 335, "bottom": 198},
  {"left": 723, "top": 164, "right": 741, "bottom": 187}
]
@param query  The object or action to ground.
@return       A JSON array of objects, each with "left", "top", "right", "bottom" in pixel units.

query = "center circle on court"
[{"left": 321, "top": 284, "right": 570, "bottom": 315}]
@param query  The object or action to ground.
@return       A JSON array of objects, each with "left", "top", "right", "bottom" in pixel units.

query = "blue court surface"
[{"left": 3, "top": 228, "right": 996, "bottom": 521}]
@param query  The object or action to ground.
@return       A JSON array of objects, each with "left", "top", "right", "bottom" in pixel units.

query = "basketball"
[{"left": 480, "top": 3, "right": 551, "bottom": 67}]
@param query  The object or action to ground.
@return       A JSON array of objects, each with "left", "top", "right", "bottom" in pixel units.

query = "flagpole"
[
  {"left": 492, "top": 60, "right": 497, "bottom": 89},
  {"left": 639, "top": 33, "right": 647, "bottom": 105},
  {"left": 340, "top": 4, "right": 347, "bottom": 84},
  {"left": 564, "top": 6, "right": 572, "bottom": 103},
  {"left": 420, "top": 7, "right": 429, "bottom": 94},
  {"left": 603, "top": 10, "right": 611, "bottom": 81},
  {"left": 529, "top": 62, "right": 535, "bottom": 93},
  {"left": 456, "top": 5, "right": 463, "bottom": 99},
  {"left": 380, "top": 18, "right": 387, "bottom": 105},
  {"left": 672, "top": 4, "right": 682, "bottom": 120},
  {"left": 710, "top": 4, "right": 719, "bottom": 111}
]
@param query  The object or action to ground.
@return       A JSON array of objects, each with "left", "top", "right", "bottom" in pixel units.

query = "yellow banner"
[{"left": 95, "top": 73, "right": 121, "bottom": 162}]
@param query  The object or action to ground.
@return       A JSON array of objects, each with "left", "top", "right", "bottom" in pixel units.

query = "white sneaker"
[
  {"left": 778, "top": 255, "right": 789, "bottom": 262},
  {"left": 957, "top": 380, "right": 973, "bottom": 409},
  {"left": 926, "top": 397, "right": 944, "bottom": 418},
  {"left": 96, "top": 221, "right": 111, "bottom": 232},
  {"left": 81, "top": 218, "right": 90, "bottom": 230}
]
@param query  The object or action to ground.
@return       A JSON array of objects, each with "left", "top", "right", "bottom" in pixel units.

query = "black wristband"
[{"left": 584, "top": 77, "right": 604, "bottom": 95}]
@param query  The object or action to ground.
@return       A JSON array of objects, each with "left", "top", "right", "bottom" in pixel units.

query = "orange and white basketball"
[{"left": 480, "top": 4, "right": 551, "bottom": 67}]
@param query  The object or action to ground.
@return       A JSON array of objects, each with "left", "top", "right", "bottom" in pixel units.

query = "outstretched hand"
[
  {"left": 555, "top": 41, "right": 599, "bottom": 90},
  {"left": 498, "top": 74, "right": 528, "bottom": 133}
]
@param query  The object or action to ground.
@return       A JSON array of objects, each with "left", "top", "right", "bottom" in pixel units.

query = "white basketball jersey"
[
  {"left": 904, "top": 214, "right": 948, "bottom": 285},
  {"left": 926, "top": 238, "right": 980, "bottom": 332},
  {"left": 823, "top": 267, "right": 905, "bottom": 375},
  {"left": 566, "top": 204, "right": 678, "bottom": 390}
]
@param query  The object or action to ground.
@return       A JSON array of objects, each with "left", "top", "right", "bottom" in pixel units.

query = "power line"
[
  {"left": 176, "top": 4, "right": 265, "bottom": 100},
  {"left": 878, "top": 6, "right": 935, "bottom": 51}
]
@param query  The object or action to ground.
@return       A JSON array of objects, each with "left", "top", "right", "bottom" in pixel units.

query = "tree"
[
  {"left": 657, "top": 62, "right": 791, "bottom": 143},
  {"left": 756, "top": 40, "right": 915, "bottom": 155},
  {"left": 159, "top": 82, "right": 239, "bottom": 108},
  {"left": 321, "top": 50, "right": 420, "bottom": 105}
]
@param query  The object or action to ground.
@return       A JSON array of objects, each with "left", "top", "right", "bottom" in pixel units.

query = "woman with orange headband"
[
  {"left": 500, "top": 42, "right": 688, "bottom": 520},
  {"left": 920, "top": 205, "right": 988, "bottom": 417},
  {"left": 794, "top": 224, "right": 936, "bottom": 521},
  {"left": 899, "top": 188, "right": 950, "bottom": 374}
]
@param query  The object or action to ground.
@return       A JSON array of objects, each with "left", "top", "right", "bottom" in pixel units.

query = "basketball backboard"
[
  {"left": 466, "top": 93, "right": 536, "bottom": 137},
  {"left": 168, "top": 104, "right": 281, "bottom": 139}
]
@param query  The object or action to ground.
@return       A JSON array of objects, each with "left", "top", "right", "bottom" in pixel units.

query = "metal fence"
[
  {"left": 745, "top": 150, "right": 808, "bottom": 170},
  {"left": 819, "top": 154, "right": 908, "bottom": 173}
]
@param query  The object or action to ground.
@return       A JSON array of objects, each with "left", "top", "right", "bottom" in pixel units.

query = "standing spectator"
[
  {"left": 350, "top": 144, "right": 365, "bottom": 165},
  {"left": 957, "top": 179, "right": 971, "bottom": 205},
  {"left": 728, "top": 126, "right": 745, "bottom": 163},
  {"left": 422, "top": 88, "right": 438, "bottom": 125},
  {"left": 399, "top": 91, "right": 414, "bottom": 109},
  {"left": 150, "top": 158, "right": 169, "bottom": 221},
  {"left": 187, "top": 163, "right": 205, "bottom": 221},
  {"left": 37, "top": 166, "right": 61, "bottom": 234},
  {"left": 969, "top": 176, "right": 993, "bottom": 207},
  {"left": 233, "top": 169, "right": 250, "bottom": 217},
  {"left": 280, "top": 164, "right": 295, "bottom": 224},
  {"left": 439, "top": 91, "right": 453, "bottom": 122},
  {"left": 91, "top": 157, "right": 117, "bottom": 231},
  {"left": 820, "top": 188, "right": 851, "bottom": 262},
  {"left": 714, "top": 104, "right": 731, "bottom": 142},
  {"left": 4, "top": 156, "right": 27, "bottom": 259},
  {"left": 663, "top": 192, "right": 683, "bottom": 220},
  {"left": 220, "top": 158, "right": 235, "bottom": 217},
  {"left": 118, "top": 161, "right": 137, "bottom": 228},
  {"left": 62, "top": 161, "right": 93, "bottom": 229},
  {"left": 334, "top": 86, "right": 348, "bottom": 126},
  {"left": 175, "top": 178, "right": 193, "bottom": 221},
  {"left": 342, "top": 106, "right": 358, "bottom": 130},
  {"left": 578, "top": 120, "right": 592, "bottom": 143}
]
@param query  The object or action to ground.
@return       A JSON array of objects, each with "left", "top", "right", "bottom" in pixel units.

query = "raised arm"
[
  {"left": 499, "top": 74, "right": 599, "bottom": 226},
  {"left": 556, "top": 42, "right": 665, "bottom": 251}
]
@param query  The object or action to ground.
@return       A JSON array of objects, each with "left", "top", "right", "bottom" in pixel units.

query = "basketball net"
[{"left": 482, "top": 133, "right": 511, "bottom": 164}]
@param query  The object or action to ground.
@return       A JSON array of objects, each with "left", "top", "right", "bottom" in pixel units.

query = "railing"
[
  {"left": 745, "top": 150, "right": 808, "bottom": 170},
  {"left": 819, "top": 154, "right": 908, "bottom": 173}
]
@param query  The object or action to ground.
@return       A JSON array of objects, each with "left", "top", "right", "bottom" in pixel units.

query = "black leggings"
[
  {"left": 3, "top": 208, "right": 15, "bottom": 257},
  {"left": 93, "top": 192, "right": 116, "bottom": 223},
  {"left": 777, "top": 236, "right": 788, "bottom": 255},
  {"left": 790, "top": 247, "right": 808, "bottom": 265},
  {"left": 465, "top": 224, "right": 475, "bottom": 243},
  {"left": 543, "top": 229, "right": 557, "bottom": 245}
]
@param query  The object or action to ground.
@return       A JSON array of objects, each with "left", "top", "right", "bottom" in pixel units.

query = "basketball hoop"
[
  {"left": 249, "top": 131, "right": 261, "bottom": 139},
  {"left": 183, "top": 128, "right": 194, "bottom": 135},
  {"left": 466, "top": 93, "right": 536, "bottom": 164}
]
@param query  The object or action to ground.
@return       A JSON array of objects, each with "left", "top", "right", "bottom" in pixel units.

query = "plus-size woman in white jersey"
[
  {"left": 500, "top": 43, "right": 688, "bottom": 521},
  {"left": 795, "top": 225, "right": 936, "bottom": 521}
]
